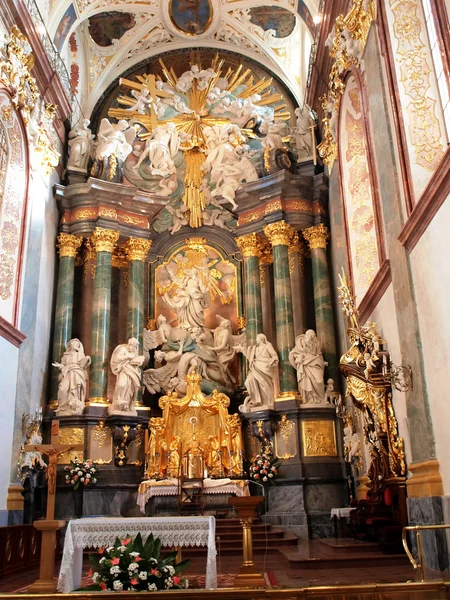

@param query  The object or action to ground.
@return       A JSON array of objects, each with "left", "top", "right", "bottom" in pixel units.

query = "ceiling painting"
[
  {"left": 169, "top": 0, "right": 213, "bottom": 36},
  {"left": 88, "top": 11, "right": 136, "bottom": 47},
  {"left": 248, "top": 6, "right": 296, "bottom": 38}
]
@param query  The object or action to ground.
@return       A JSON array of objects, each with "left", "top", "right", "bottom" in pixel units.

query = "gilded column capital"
[
  {"left": 264, "top": 221, "right": 295, "bottom": 247},
  {"left": 302, "top": 224, "right": 330, "bottom": 250},
  {"left": 57, "top": 233, "right": 83, "bottom": 258},
  {"left": 123, "top": 237, "right": 152, "bottom": 262},
  {"left": 259, "top": 239, "right": 273, "bottom": 265},
  {"left": 90, "top": 227, "right": 120, "bottom": 253},
  {"left": 236, "top": 233, "right": 263, "bottom": 258}
]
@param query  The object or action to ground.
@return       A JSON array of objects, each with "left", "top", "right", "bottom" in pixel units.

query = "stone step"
[
  {"left": 319, "top": 538, "right": 381, "bottom": 553},
  {"left": 282, "top": 549, "right": 409, "bottom": 570}
]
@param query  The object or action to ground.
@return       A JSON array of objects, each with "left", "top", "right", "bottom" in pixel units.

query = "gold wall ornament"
[
  {"left": 92, "top": 421, "right": 109, "bottom": 448},
  {"left": 57, "top": 427, "right": 85, "bottom": 464},
  {"left": 56, "top": 233, "right": 83, "bottom": 259},
  {"left": 259, "top": 264, "right": 266, "bottom": 285},
  {"left": 111, "top": 247, "right": 128, "bottom": 269},
  {"left": 123, "top": 237, "right": 152, "bottom": 262},
  {"left": 275, "top": 415, "right": 297, "bottom": 459},
  {"left": 236, "top": 233, "right": 264, "bottom": 258},
  {"left": 278, "top": 414, "right": 293, "bottom": 442},
  {"left": 34, "top": 126, "right": 60, "bottom": 175},
  {"left": 302, "top": 420, "right": 337, "bottom": 457},
  {"left": 0, "top": 26, "right": 39, "bottom": 121},
  {"left": 237, "top": 316, "right": 246, "bottom": 330},
  {"left": 302, "top": 223, "right": 330, "bottom": 250},
  {"left": 90, "top": 227, "right": 120, "bottom": 253},
  {"left": 317, "top": 111, "right": 338, "bottom": 173},
  {"left": 264, "top": 220, "right": 295, "bottom": 246}
]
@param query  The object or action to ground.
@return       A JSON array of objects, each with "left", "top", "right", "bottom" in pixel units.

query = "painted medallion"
[{"left": 169, "top": 0, "right": 213, "bottom": 35}]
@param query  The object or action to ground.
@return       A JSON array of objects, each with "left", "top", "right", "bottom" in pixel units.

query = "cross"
[{"left": 24, "top": 420, "right": 84, "bottom": 521}]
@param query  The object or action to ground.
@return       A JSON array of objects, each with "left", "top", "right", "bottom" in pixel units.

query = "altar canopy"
[{"left": 146, "top": 371, "right": 244, "bottom": 479}]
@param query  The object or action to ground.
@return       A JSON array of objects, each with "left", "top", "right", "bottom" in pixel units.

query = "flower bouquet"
[
  {"left": 248, "top": 448, "right": 280, "bottom": 484},
  {"left": 64, "top": 457, "right": 97, "bottom": 491},
  {"left": 81, "top": 533, "right": 190, "bottom": 591}
]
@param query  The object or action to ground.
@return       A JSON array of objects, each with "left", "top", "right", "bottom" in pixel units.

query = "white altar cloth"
[
  {"left": 137, "top": 478, "right": 248, "bottom": 513},
  {"left": 330, "top": 507, "right": 355, "bottom": 519},
  {"left": 57, "top": 516, "right": 217, "bottom": 592}
]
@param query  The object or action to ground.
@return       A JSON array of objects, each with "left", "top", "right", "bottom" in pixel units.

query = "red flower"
[
  {"left": 254, "top": 474, "right": 259, "bottom": 479},
  {"left": 88, "top": 568, "right": 93, "bottom": 577},
  {"left": 173, "top": 576, "right": 180, "bottom": 585},
  {"left": 99, "top": 583, "right": 107, "bottom": 590},
  {"left": 151, "top": 569, "right": 159, "bottom": 576},
  {"left": 135, "top": 556, "right": 142, "bottom": 562},
  {"left": 121, "top": 538, "right": 131, "bottom": 546},
  {"left": 98, "top": 547, "right": 105, "bottom": 554},
  {"left": 111, "top": 557, "right": 120, "bottom": 565},
  {"left": 130, "top": 578, "right": 138, "bottom": 585},
  {"left": 74, "top": 475, "right": 78, "bottom": 480}
]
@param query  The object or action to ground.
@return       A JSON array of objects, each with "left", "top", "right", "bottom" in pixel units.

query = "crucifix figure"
[{"left": 24, "top": 420, "right": 84, "bottom": 593}]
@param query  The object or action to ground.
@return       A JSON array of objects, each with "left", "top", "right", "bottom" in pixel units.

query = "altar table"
[
  {"left": 57, "top": 516, "right": 217, "bottom": 592},
  {"left": 137, "top": 478, "right": 249, "bottom": 513}
]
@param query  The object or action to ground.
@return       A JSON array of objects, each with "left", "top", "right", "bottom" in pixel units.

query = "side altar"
[{"left": 21, "top": 52, "right": 353, "bottom": 538}]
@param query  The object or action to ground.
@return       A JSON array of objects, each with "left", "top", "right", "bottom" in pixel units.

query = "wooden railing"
[{"left": 0, "top": 524, "right": 41, "bottom": 577}]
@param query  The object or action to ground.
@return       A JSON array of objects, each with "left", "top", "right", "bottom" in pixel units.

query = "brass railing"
[{"left": 403, "top": 524, "right": 450, "bottom": 581}]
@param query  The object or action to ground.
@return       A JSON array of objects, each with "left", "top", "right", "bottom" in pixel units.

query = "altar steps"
[
  {"left": 162, "top": 518, "right": 299, "bottom": 555},
  {"left": 282, "top": 538, "right": 410, "bottom": 571}
]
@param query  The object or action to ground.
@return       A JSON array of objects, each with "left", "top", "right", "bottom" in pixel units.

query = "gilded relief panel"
[
  {"left": 88, "top": 421, "right": 113, "bottom": 465},
  {"left": 274, "top": 415, "right": 297, "bottom": 459},
  {"left": 57, "top": 427, "right": 85, "bottom": 464},
  {"left": 302, "top": 420, "right": 337, "bottom": 457}
]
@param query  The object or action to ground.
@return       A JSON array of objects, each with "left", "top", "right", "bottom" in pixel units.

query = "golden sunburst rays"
[{"left": 108, "top": 54, "right": 290, "bottom": 227}]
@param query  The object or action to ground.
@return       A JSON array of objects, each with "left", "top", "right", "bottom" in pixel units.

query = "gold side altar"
[{"left": 145, "top": 371, "right": 244, "bottom": 479}]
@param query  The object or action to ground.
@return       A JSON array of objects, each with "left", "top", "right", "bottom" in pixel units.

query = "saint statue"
[
  {"left": 52, "top": 339, "right": 91, "bottom": 416},
  {"left": 208, "top": 315, "right": 245, "bottom": 385},
  {"left": 132, "top": 122, "right": 180, "bottom": 177},
  {"left": 236, "top": 333, "right": 279, "bottom": 411},
  {"left": 109, "top": 338, "right": 145, "bottom": 415},
  {"left": 67, "top": 119, "right": 95, "bottom": 170},
  {"left": 95, "top": 118, "right": 137, "bottom": 162},
  {"left": 289, "top": 330, "right": 327, "bottom": 404},
  {"left": 163, "top": 268, "right": 210, "bottom": 330},
  {"left": 293, "top": 106, "right": 315, "bottom": 159}
]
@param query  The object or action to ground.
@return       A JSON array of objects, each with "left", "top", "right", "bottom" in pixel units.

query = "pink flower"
[
  {"left": 130, "top": 578, "right": 138, "bottom": 585},
  {"left": 88, "top": 569, "right": 93, "bottom": 577},
  {"left": 111, "top": 557, "right": 120, "bottom": 565},
  {"left": 98, "top": 547, "right": 105, "bottom": 554},
  {"left": 100, "top": 583, "right": 107, "bottom": 590},
  {"left": 135, "top": 556, "right": 142, "bottom": 562},
  {"left": 173, "top": 576, "right": 180, "bottom": 585},
  {"left": 254, "top": 474, "right": 259, "bottom": 479},
  {"left": 74, "top": 475, "right": 78, "bottom": 480},
  {"left": 121, "top": 538, "right": 131, "bottom": 546},
  {"left": 151, "top": 569, "right": 159, "bottom": 576}
]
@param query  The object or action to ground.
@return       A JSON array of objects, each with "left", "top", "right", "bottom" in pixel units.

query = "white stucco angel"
[
  {"left": 208, "top": 315, "right": 246, "bottom": 385},
  {"left": 143, "top": 314, "right": 180, "bottom": 352},
  {"left": 53, "top": 339, "right": 91, "bottom": 416},
  {"left": 109, "top": 338, "right": 145, "bottom": 415},
  {"left": 236, "top": 333, "right": 279, "bottom": 412},
  {"left": 167, "top": 203, "right": 189, "bottom": 234},
  {"left": 143, "top": 340, "right": 185, "bottom": 395},
  {"left": 289, "top": 330, "right": 327, "bottom": 404},
  {"left": 96, "top": 118, "right": 136, "bottom": 162},
  {"left": 293, "top": 106, "right": 315, "bottom": 158},
  {"left": 127, "top": 87, "right": 153, "bottom": 114},
  {"left": 260, "top": 120, "right": 288, "bottom": 150},
  {"left": 67, "top": 119, "right": 95, "bottom": 170},
  {"left": 133, "top": 122, "right": 179, "bottom": 177}
]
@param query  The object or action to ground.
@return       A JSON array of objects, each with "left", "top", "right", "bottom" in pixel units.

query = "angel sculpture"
[
  {"left": 208, "top": 315, "right": 246, "bottom": 385},
  {"left": 143, "top": 314, "right": 181, "bottom": 352},
  {"left": 127, "top": 88, "right": 153, "bottom": 114},
  {"left": 132, "top": 122, "right": 180, "bottom": 176},
  {"left": 163, "top": 268, "right": 210, "bottom": 330},
  {"left": 95, "top": 118, "right": 137, "bottom": 162},
  {"left": 260, "top": 120, "right": 288, "bottom": 150},
  {"left": 143, "top": 340, "right": 185, "bottom": 395}
]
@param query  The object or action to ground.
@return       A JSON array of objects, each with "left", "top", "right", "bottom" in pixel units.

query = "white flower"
[
  {"left": 113, "top": 580, "right": 123, "bottom": 591},
  {"left": 80, "top": 477, "right": 85, "bottom": 482},
  {"left": 263, "top": 476, "right": 268, "bottom": 482},
  {"left": 86, "top": 473, "right": 91, "bottom": 479},
  {"left": 138, "top": 571, "right": 148, "bottom": 580},
  {"left": 185, "top": 579, "right": 189, "bottom": 589},
  {"left": 78, "top": 470, "right": 83, "bottom": 476},
  {"left": 99, "top": 557, "right": 106, "bottom": 564},
  {"left": 71, "top": 480, "right": 75, "bottom": 484},
  {"left": 92, "top": 572, "right": 100, "bottom": 582},
  {"left": 130, "top": 552, "right": 140, "bottom": 557},
  {"left": 93, "top": 478, "right": 97, "bottom": 483},
  {"left": 91, "top": 468, "right": 96, "bottom": 473},
  {"left": 128, "top": 562, "right": 139, "bottom": 571},
  {"left": 165, "top": 578, "right": 173, "bottom": 589},
  {"left": 150, "top": 558, "right": 158, "bottom": 564},
  {"left": 148, "top": 583, "right": 157, "bottom": 591},
  {"left": 117, "top": 545, "right": 127, "bottom": 553},
  {"left": 106, "top": 546, "right": 114, "bottom": 552},
  {"left": 110, "top": 566, "right": 121, "bottom": 575},
  {"left": 268, "top": 473, "right": 273, "bottom": 478},
  {"left": 167, "top": 566, "right": 175, "bottom": 576}
]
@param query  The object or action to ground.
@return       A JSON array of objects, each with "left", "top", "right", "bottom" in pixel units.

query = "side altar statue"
[{"left": 145, "top": 370, "right": 243, "bottom": 480}]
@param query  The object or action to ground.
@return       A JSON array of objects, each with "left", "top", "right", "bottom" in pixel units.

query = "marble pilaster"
[
  {"left": 89, "top": 228, "right": 119, "bottom": 404},
  {"left": 264, "top": 221, "right": 297, "bottom": 397},
  {"left": 236, "top": 234, "right": 263, "bottom": 346},
  {"left": 303, "top": 224, "right": 338, "bottom": 383},
  {"left": 288, "top": 233, "right": 309, "bottom": 337},
  {"left": 50, "top": 233, "right": 83, "bottom": 406}
]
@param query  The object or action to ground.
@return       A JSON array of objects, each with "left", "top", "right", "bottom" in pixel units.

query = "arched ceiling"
[{"left": 43, "top": 0, "right": 316, "bottom": 120}]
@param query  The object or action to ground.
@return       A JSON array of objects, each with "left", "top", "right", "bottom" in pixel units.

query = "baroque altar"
[{"left": 27, "top": 49, "right": 355, "bottom": 538}]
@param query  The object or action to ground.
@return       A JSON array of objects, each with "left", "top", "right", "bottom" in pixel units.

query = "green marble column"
[
  {"left": 50, "top": 233, "right": 83, "bottom": 407},
  {"left": 89, "top": 228, "right": 119, "bottom": 404},
  {"left": 303, "top": 224, "right": 338, "bottom": 382},
  {"left": 236, "top": 234, "right": 263, "bottom": 346},
  {"left": 288, "top": 233, "right": 309, "bottom": 336},
  {"left": 264, "top": 221, "right": 297, "bottom": 397},
  {"left": 124, "top": 237, "right": 152, "bottom": 407}
]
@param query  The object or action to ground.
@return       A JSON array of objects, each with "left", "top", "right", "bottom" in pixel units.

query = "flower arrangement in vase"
[
  {"left": 248, "top": 448, "right": 280, "bottom": 484},
  {"left": 81, "top": 533, "right": 189, "bottom": 591},
  {"left": 64, "top": 457, "right": 97, "bottom": 490}
]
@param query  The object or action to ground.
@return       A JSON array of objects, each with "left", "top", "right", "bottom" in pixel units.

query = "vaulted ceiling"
[{"left": 40, "top": 0, "right": 319, "bottom": 120}]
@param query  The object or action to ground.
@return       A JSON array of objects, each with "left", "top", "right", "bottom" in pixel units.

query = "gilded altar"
[{"left": 145, "top": 371, "right": 244, "bottom": 480}]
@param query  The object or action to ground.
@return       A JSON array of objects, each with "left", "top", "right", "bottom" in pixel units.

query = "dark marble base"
[{"left": 407, "top": 496, "right": 449, "bottom": 571}]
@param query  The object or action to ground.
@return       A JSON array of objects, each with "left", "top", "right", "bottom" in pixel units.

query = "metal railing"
[{"left": 403, "top": 524, "right": 450, "bottom": 581}]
